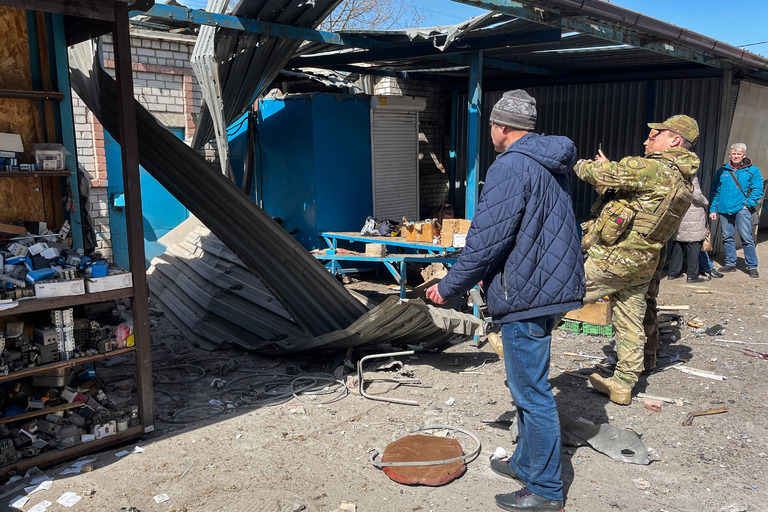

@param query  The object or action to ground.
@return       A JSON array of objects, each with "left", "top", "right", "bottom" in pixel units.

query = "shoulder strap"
[{"left": 727, "top": 169, "right": 749, "bottom": 201}]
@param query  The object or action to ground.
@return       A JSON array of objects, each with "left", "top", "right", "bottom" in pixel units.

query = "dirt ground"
[{"left": 4, "top": 236, "right": 768, "bottom": 512}]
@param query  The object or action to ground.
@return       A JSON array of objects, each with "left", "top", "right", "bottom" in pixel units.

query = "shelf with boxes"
[
  {"left": 0, "top": 134, "right": 70, "bottom": 173},
  {"left": 0, "top": 2, "right": 154, "bottom": 477},
  {"left": 0, "top": 301, "right": 141, "bottom": 476}
]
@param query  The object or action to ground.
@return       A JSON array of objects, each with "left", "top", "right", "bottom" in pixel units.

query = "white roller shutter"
[{"left": 371, "top": 109, "right": 419, "bottom": 221}]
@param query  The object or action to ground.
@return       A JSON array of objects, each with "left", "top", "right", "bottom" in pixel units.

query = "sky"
[{"left": 172, "top": 0, "right": 768, "bottom": 57}]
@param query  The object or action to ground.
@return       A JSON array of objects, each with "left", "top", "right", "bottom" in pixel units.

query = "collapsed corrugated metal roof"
[
  {"left": 284, "top": 1, "right": 768, "bottom": 86},
  {"left": 147, "top": 219, "right": 484, "bottom": 354},
  {"left": 147, "top": 219, "right": 311, "bottom": 352},
  {"left": 190, "top": 0, "right": 344, "bottom": 149},
  {"left": 69, "top": 43, "right": 485, "bottom": 352}
]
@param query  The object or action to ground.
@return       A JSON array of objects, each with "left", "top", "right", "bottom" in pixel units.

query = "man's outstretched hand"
[{"left": 425, "top": 284, "right": 446, "bottom": 305}]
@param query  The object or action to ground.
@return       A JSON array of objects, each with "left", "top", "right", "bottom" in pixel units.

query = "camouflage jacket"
[{"left": 575, "top": 147, "right": 699, "bottom": 279}]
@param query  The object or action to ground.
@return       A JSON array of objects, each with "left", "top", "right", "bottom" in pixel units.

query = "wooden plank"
[
  {"left": 35, "top": 11, "right": 56, "bottom": 143},
  {"left": 0, "top": 222, "right": 26, "bottom": 234},
  {"left": 0, "top": 176, "right": 48, "bottom": 224},
  {"left": 565, "top": 302, "right": 611, "bottom": 325},
  {"left": 2, "top": 0, "right": 117, "bottom": 21},
  {"left": 0, "top": 171, "right": 70, "bottom": 177},
  {"left": 0, "top": 288, "right": 135, "bottom": 317},
  {"left": 0, "top": 7, "right": 43, "bottom": 159},
  {"left": 0, "top": 401, "right": 85, "bottom": 424},
  {"left": 0, "top": 425, "right": 143, "bottom": 477},
  {"left": 113, "top": 4, "right": 154, "bottom": 432},
  {"left": 0, "top": 346, "right": 137, "bottom": 384},
  {"left": 0, "top": 88, "right": 63, "bottom": 101}
]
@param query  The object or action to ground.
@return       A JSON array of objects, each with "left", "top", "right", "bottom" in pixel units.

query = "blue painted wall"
[
  {"left": 105, "top": 128, "right": 189, "bottom": 269},
  {"left": 230, "top": 94, "right": 372, "bottom": 250}
]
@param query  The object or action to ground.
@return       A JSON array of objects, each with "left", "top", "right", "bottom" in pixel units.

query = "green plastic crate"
[
  {"left": 582, "top": 322, "right": 613, "bottom": 337},
  {"left": 558, "top": 318, "right": 581, "bottom": 334}
]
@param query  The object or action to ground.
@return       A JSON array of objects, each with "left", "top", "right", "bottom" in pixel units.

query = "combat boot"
[{"left": 589, "top": 374, "right": 632, "bottom": 405}]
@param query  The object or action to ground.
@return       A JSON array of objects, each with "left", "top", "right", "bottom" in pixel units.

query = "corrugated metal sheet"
[
  {"left": 455, "top": 78, "right": 725, "bottom": 219},
  {"left": 191, "top": 0, "right": 344, "bottom": 149},
  {"left": 190, "top": 0, "right": 230, "bottom": 176},
  {"left": 147, "top": 222, "right": 311, "bottom": 352}
]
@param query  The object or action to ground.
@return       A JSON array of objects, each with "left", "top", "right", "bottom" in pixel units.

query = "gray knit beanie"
[{"left": 489, "top": 90, "right": 537, "bottom": 131}]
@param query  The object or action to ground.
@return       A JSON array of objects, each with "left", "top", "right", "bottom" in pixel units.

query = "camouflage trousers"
[{"left": 583, "top": 258, "right": 652, "bottom": 388}]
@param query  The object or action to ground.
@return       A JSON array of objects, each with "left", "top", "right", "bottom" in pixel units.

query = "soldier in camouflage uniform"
[{"left": 574, "top": 115, "right": 700, "bottom": 405}]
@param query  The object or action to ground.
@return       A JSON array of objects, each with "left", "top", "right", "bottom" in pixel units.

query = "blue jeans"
[
  {"left": 699, "top": 251, "right": 713, "bottom": 272},
  {"left": 502, "top": 315, "right": 562, "bottom": 501},
  {"left": 720, "top": 208, "right": 758, "bottom": 268}
]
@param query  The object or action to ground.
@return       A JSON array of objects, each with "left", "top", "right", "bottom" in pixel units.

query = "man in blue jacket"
[
  {"left": 426, "top": 90, "right": 584, "bottom": 512},
  {"left": 709, "top": 143, "right": 763, "bottom": 278}
]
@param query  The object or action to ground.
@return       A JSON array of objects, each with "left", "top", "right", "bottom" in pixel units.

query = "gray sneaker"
[
  {"left": 490, "top": 458, "right": 526, "bottom": 485},
  {"left": 495, "top": 487, "right": 564, "bottom": 511},
  {"left": 749, "top": 268, "right": 760, "bottom": 278}
]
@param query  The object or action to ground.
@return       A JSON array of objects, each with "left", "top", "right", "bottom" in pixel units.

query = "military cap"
[{"left": 648, "top": 115, "right": 699, "bottom": 145}]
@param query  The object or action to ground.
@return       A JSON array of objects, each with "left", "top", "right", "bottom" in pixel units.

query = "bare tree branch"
[{"left": 319, "top": 0, "right": 425, "bottom": 32}]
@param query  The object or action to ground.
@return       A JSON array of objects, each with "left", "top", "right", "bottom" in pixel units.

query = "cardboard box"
[
  {"left": 405, "top": 221, "right": 438, "bottom": 243},
  {"left": 34, "top": 279, "right": 85, "bottom": 298},
  {"left": 365, "top": 243, "right": 387, "bottom": 257},
  {"left": 85, "top": 272, "right": 133, "bottom": 293},
  {"left": 564, "top": 301, "right": 611, "bottom": 325},
  {"left": 440, "top": 219, "right": 471, "bottom": 247}
]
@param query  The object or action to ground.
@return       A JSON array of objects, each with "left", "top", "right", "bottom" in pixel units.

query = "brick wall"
[
  {"left": 373, "top": 77, "right": 452, "bottom": 219},
  {"left": 72, "top": 29, "right": 209, "bottom": 263}
]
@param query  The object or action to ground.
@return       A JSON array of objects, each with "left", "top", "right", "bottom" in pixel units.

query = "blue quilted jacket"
[{"left": 437, "top": 133, "right": 585, "bottom": 324}]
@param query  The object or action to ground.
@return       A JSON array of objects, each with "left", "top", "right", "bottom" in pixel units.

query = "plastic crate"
[
  {"left": 558, "top": 318, "right": 581, "bottom": 334},
  {"left": 582, "top": 322, "right": 613, "bottom": 337}
]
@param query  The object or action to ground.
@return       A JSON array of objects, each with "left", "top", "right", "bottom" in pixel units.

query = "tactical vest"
[{"left": 633, "top": 173, "right": 693, "bottom": 244}]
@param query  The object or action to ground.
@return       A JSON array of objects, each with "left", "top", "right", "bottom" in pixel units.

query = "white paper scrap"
[
  {"left": 117, "top": 446, "right": 144, "bottom": 457},
  {"left": 10, "top": 495, "right": 29, "bottom": 509},
  {"left": 153, "top": 493, "right": 170, "bottom": 504},
  {"left": 6, "top": 475, "right": 23, "bottom": 485},
  {"left": 28, "top": 500, "right": 53, "bottom": 512},
  {"left": 25, "top": 480, "right": 53, "bottom": 495},
  {"left": 59, "top": 467, "right": 81, "bottom": 476},
  {"left": 71, "top": 458, "right": 96, "bottom": 468},
  {"left": 57, "top": 492, "right": 82, "bottom": 507},
  {"left": 30, "top": 475, "right": 51, "bottom": 485}
]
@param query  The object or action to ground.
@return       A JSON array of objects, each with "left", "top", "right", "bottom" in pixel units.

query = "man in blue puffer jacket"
[{"left": 426, "top": 90, "right": 584, "bottom": 512}]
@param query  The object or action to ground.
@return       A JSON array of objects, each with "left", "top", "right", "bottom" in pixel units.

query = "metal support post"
[
  {"left": 112, "top": 5, "right": 154, "bottom": 431},
  {"left": 466, "top": 51, "right": 483, "bottom": 221}
]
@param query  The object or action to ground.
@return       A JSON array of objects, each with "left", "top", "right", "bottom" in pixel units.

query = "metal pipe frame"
[{"left": 356, "top": 351, "right": 419, "bottom": 406}]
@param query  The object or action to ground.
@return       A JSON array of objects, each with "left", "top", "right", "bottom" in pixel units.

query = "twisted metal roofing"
[{"left": 191, "top": 0, "right": 343, "bottom": 149}]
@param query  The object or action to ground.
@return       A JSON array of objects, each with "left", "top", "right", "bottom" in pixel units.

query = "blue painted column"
[
  {"left": 466, "top": 51, "right": 483, "bottom": 220},
  {"left": 50, "top": 14, "right": 84, "bottom": 251},
  {"left": 449, "top": 90, "right": 458, "bottom": 208}
]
